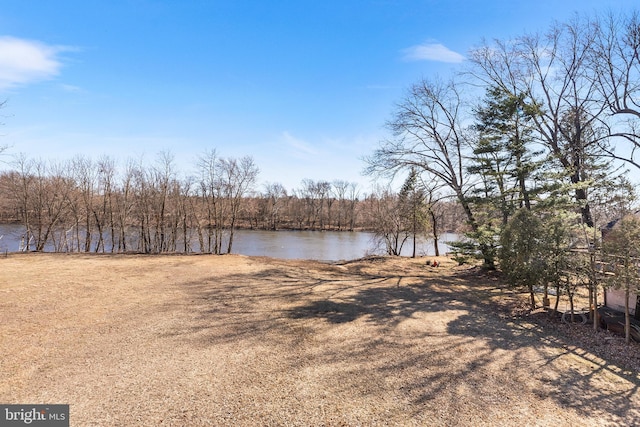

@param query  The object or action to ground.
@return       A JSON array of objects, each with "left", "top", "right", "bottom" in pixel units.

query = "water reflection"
[{"left": 0, "top": 224, "right": 456, "bottom": 261}]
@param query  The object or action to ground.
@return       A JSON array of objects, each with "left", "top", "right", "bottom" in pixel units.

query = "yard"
[{"left": 1, "top": 253, "right": 639, "bottom": 425}]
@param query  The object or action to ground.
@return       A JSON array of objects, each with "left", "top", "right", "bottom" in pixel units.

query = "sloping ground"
[{"left": 0, "top": 253, "right": 638, "bottom": 426}]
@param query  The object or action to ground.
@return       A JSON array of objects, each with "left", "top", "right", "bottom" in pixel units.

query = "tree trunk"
[
  {"left": 593, "top": 286, "right": 599, "bottom": 331},
  {"left": 551, "top": 284, "right": 561, "bottom": 319},
  {"left": 569, "top": 291, "right": 575, "bottom": 323},
  {"left": 430, "top": 209, "right": 439, "bottom": 256},
  {"left": 625, "top": 286, "right": 631, "bottom": 344},
  {"left": 411, "top": 208, "right": 416, "bottom": 259},
  {"left": 529, "top": 284, "right": 536, "bottom": 310},
  {"left": 459, "top": 193, "right": 494, "bottom": 269}
]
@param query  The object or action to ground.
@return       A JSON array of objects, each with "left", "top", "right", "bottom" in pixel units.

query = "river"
[{"left": 0, "top": 224, "right": 457, "bottom": 261}]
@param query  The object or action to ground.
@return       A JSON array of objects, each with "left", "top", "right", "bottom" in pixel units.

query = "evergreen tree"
[
  {"left": 453, "top": 87, "right": 544, "bottom": 269},
  {"left": 471, "top": 86, "right": 541, "bottom": 219},
  {"left": 499, "top": 209, "right": 547, "bottom": 310}
]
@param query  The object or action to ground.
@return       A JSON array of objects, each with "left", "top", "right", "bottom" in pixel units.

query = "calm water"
[
  {"left": 231, "top": 230, "right": 457, "bottom": 260},
  {"left": 0, "top": 224, "right": 456, "bottom": 261}
]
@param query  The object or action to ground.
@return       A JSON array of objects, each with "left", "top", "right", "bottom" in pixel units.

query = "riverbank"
[
  {"left": 0, "top": 225, "right": 458, "bottom": 259},
  {"left": 1, "top": 253, "right": 638, "bottom": 425}
]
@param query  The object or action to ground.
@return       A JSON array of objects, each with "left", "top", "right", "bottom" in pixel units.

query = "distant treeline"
[{"left": 0, "top": 151, "right": 463, "bottom": 254}]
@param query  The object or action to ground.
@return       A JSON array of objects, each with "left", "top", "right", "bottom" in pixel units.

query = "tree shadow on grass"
[
  {"left": 441, "top": 310, "right": 640, "bottom": 423},
  {"left": 160, "top": 264, "right": 399, "bottom": 345},
  {"left": 166, "top": 259, "right": 640, "bottom": 424},
  {"left": 284, "top": 266, "right": 640, "bottom": 424},
  {"left": 288, "top": 300, "right": 361, "bottom": 323},
  {"left": 288, "top": 281, "right": 456, "bottom": 320}
]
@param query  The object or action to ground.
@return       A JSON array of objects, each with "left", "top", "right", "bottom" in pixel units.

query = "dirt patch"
[{"left": 1, "top": 253, "right": 639, "bottom": 425}]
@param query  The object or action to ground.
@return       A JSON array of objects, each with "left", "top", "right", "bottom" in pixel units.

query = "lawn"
[{"left": 1, "top": 253, "right": 638, "bottom": 425}]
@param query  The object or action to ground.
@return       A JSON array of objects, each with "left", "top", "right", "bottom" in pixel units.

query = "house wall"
[{"left": 605, "top": 289, "right": 638, "bottom": 315}]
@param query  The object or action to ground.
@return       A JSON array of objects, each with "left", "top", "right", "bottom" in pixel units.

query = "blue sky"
[{"left": 0, "top": 0, "right": 638, "bottom": 192}]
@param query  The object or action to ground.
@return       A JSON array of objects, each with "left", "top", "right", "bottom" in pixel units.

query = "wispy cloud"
[
  {"left": 281, "top": 131, "right": 318, "bottom": 157},
  {"left": 402, "top": 42, "right": 465, "bottom": 63},
  {"left": 0, "top": 36, "right": 67, "bottom": 90},
  {"left": 59, "top": 83, "right": 84, "bottom": 93}
]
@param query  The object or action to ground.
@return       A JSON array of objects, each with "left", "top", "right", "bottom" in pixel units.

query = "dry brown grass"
[{"left": 1, "top": 253, "right": 639, "bottom": 426}]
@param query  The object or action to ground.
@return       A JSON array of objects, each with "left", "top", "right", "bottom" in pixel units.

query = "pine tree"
[
  {"left": 455, "top": 87, "right": 544, "bottom": 269},
  {"left": 470, "top": 86, "right": 541, "bottom": 221}
]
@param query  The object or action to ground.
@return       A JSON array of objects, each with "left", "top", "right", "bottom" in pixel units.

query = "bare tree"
[
  {"left": 31, "top": 160, "right": 73, "bottom": 251},
  {"left": 346, "top": 182, "right": 360, "bottom": 231},
  {"left": 176, "top": 177, "right": 195, "bottom": 252},
  {"left": 317, "top": 180, "right": 333, "bottom": 230},
  {"left": 290, "top": 188, "right": 307, "bottom": 229},
  {"left": 1, "top": 149, "right": 406, "bottom": 253},
  {"left": 219, "top": 156, "right": 259, "bottom": 253},
  {"left": 114, "top": 160, "right": 135, "bottom": 252},
  {"left": 262, "top": 182, "right": 287, "bottom": 230},
  {"left": 332, "top": 180, "right": 350, "bottom": 231},
  {"left": 590, "top": 11, "right": 640, "bottom": 168},
  {"left": 366, "top": 186, "right": 410, "bottom": 256},
  {"left": 150, "top": 151, "right": 175, "bottom": 253},
  {"left": 196, "top": 149, "right": 223, "bottom": 253},
  {"left": 71, "top": 156, "right": 98, "bottom": 252},
  {"left": 299, "top": 179, "right": 321, "bottom": 229},
  {"left": 194, "top": 151, "right": 258, "bottom": 254},
  {"left": 469, "top": 16, "right": 617, "bottom": 228},
  {"left": 97, "top": 156, "right": 117, "bottom": 252},
  {"left": 8, "top": 154, "right": 35, "bottom": 250},
  {"left": 366, "top": 77, "right": 494, "bottom": 267},
  {"left": 417, "top": 174, "right": 447, "bottom": 256},
  {"left": 131, "top": 160, "right": 152, "bottom": 252}
]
